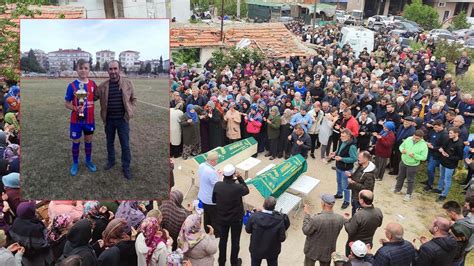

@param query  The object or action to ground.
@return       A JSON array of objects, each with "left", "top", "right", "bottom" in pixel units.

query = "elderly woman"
[
  {"left": 224, "top": 102, "right": 242, "bottom": 143},
  {"left": 265, "top": 106, "right": 281, "bottom": 160},
  {"left": 178, "top": 214, "right": 218, "bottom": 266},
  {"left": 159, "top": 190, "right": 191, "bottom": 251},
  {"left": 179, "top": 104, "right": 201, "bottom": 160},
  {"left": 135, "top": 217, "right": 172, "bottom": 266},
  {"left": 170, "top": 102, "right": 184, "bottom": 158},
  {"left": 46, "top": 214, "right": 73, "bottom": 265},
  {"left": 207, "top": 100, "right": 224, "bottom": 149},
  {"left": 98, "top": 218, "right": 137, "bottom": 266},
  {"left": 278, "top": 109, "right": 293, "bottom": 159}
]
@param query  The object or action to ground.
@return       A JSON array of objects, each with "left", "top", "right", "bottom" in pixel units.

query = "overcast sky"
[{"left": 20, "top": 19, "right": 169, "bottom": 62}]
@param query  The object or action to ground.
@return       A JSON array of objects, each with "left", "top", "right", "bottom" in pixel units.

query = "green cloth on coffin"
[
  {"left": 193, "top": 137, "right": 257, "bottom": 165},
  {"left": 247, "top": 154, "right": 307, "bottom": 198}
]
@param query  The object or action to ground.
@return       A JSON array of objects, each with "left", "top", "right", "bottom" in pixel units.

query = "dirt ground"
[{"left": 172, "top": 151, "right": 448, "bottom": 265}]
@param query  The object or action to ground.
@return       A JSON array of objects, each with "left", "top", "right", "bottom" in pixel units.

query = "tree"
[
  {"left": 211, "top": 46, "right": 264, "bottom": 72},
  {"left": 103, "top": 61, "right": 109, "bottom": 71},
  {"left": 451, "top": 10, "right": 470, "bottom": 30},
  {"left": 95, "top": 61, "right": 100, "bottom": 71},
  {"left": 20, "top": 49, "right": 45, "bottom": 73},
  {"left": 0, "top": 1, "right": 48, "bottom": 81},
  {"left": 172, "top": 48, "right": 200, "bottom": 66},
  {"left": 191, "top": 0, "right": 248, "bottom": 18},
  {"left": 403, "top": 0, "right": 440, "bottom": 30},
  {"left": 145, "top": 62, "right": 152, "bottom": 73}
]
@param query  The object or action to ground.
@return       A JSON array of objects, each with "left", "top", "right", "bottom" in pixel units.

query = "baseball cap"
[
  {"left": 321, "top": 194, "right": 336, "bottom": 205},
  {"left": 223, "top": 164, "right": 236, "bottom": 176},
  {"left": 350, "top": 240, "right": 367, "bottom": 257}
]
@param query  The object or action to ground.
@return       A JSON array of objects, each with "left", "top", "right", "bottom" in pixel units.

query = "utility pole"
[
  {"left": 237, "top": 0, "right": 241, "bottom": 19},
  {"left": 221, "top": 0, "right": 224, "bottom": 42},
  {"left": 312, "top": 0, "right": 317, "bottom": 28}
]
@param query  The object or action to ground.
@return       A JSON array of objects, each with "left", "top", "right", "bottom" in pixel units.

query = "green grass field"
[{"left": 20, "top": 78, "right": 169, "bottom": 200}]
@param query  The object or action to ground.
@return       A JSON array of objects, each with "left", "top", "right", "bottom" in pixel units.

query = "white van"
[{"left": 338, "top": 26, "right": 375, "bottom": 57}]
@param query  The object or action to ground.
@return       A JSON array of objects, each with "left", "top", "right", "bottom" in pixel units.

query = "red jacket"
[
  {"left": 343, "top": 116, "right": 360, "bottom": 138},
  {"left": 375, "top": 131, "right": 396, "bottom": 158}
]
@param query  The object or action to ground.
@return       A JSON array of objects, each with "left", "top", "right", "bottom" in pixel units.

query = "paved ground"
[{"left": 172, "top": 151, "right": 445, "bottom": 265}]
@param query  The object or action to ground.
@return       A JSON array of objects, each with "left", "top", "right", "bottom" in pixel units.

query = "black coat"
[
  {"left": 439, "top": 138, "right": 464, "bottom": 169},
  {"left": 416, "top": 235, "right": 457, "bottom": 266},
  {"left": 245, "top": 211, "right": 290, "bottom": 259},
  {"left": 212, "top": 177, "right": 250, "bottom": 223},
  {"left": 208, "top": 109, "right": 224, "bottom": 149},
  {"left": 97, "top": 241, "right": 137, "bottom": 266}
]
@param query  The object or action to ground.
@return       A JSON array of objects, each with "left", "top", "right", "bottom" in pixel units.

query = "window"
[
  {"left": 443, "top": 10, "right": 450, "bottom": 21},
  {"left": 438, "top": 2, "right": 446, "bottom": 7}
]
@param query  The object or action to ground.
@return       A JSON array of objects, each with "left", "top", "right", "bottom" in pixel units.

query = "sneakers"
[
  {"left": 423, "top": 185, "right": 432, "bottom": 192},
  {"left": 104, "top": 162, "right": 115, "bottom": 171},
  {"left": 334, "top": 194, "right": 343, "bottom": 199},
  {"left": 264, "top": 153, "right": 272, "bottom": 157},
  {"left": 331, "top": 166, "right": 336, "bottom": 170},
  {"left": 269, "top": 156, "right": 275, "bottom": 160},
  {"left": 70, "top": 163, "right": 78, "bottom": 176},
  {"left": 403, "top": 194, "right": 413, "bottom": 201},
  {"left": 432, "top": 188, "right": 442, "bottom": 194},
  {"left": 392, "top": 188, "right": 402, "bottom": 194},
  {"left": 341, "top": 201, "right": 350, "bottom": 209},
  {"left": 123, "top": 168, "right": 132, "bottom": 180},
  {"left": 85, "top": 161, "right": 97, "bottom": 172},
  {"left": 310, "top": 153, "right": 315, "bottom": 159}
]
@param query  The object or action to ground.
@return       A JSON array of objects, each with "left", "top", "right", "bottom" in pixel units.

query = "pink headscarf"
[{"left": 140, "top": 217, "right": 166, "bottom": 266}]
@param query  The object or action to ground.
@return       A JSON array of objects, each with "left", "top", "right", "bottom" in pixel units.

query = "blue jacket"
[
  {"left": 290, "top": 113, "right": 313, "bottom": 132},
  {"left": 373, "top": 240, "right": 416, "bottom": 266},
  {"left": 396, "top": 125, "right": 416, "bottom": 144}
]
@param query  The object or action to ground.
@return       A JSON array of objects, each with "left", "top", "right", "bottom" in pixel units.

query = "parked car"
[
  {"left": 434, "top": 33, "right": 457, "bottom": 44},
  {"left": 464, "top": 38, "right": 474, "bottom": 49},
  {"left": 428, "top": 29, "right": 452, "bottom": 39},
  {"left": 453, "top": 29, "right": 474, "bottom": 41},
  {"left": 367, "top": 15, "right": 393, "bottom": 28},
  {"left": 392, "top": 21, "right": 421, "bottom": 37}
]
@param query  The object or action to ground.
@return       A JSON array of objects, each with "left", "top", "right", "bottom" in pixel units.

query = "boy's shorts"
[{"left": 70, "top": 123, "right": 95, "bottom": 139}]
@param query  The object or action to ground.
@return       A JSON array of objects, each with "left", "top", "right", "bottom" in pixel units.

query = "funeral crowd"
[{"left": 166, "top": 22, "right": 474, "bottom": 266}]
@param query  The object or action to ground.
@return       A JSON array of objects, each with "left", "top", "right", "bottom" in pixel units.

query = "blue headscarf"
[
  {"left": 186, "top": 104, "right": 198, "bottom": 123},
  {"left": 8, "top": 85, "right": 19, "bottom": 99},
  {"left": 250, "top": 103, "right": 258, "bottom": 112},
  {"left": 380, "top": 121, "right": 395, "bottom": 137}
]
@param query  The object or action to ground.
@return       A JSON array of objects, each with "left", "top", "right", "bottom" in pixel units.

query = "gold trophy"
[{"left": 75, "top": 82, "right": 87, "bottom": 119}]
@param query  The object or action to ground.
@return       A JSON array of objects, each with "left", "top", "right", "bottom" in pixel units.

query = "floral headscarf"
[
  {"left": 83, "top": 201, "right": 100, "bottom": 218},
  {"left": 177, "top": 214, "right": 205, "bottom": 253},
  {"left": 4, "top": 144, "right": 19, "bottom": 163},
  {"left": 47, "top": 214, "right": 73, "bottom": 242},
  {"left": 140, "top": 217, "right": 166, "bottom": 266},
  {"left": 115, "top": 201, "right": 145, "bottom": 233}
]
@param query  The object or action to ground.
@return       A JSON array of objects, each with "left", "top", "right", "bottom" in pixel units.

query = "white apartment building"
[
  {"left": 119, "top": 50, "right": 140, "bottom": 71},
  {"left": 96, "top": 50, "right": 115, "bottom": 66},
  {"left": 47, "top": 48, "right": 91, "bottom": 72}
]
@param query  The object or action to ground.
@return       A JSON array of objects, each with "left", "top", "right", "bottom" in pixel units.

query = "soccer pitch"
[{"left": 20, "top": 78, "right": 170, "bottom": 200}]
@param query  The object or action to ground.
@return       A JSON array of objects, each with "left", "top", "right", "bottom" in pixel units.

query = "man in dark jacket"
[
  {"left": 415, "top": 217, "right": 457, "bottom": 266},
  {"left": 434, "top": 127, "right": 464, "bottom": 201},
  {"left": 213, "top": 164, "right": 250, "bottom": 266},
  {"left": 245, "top": 196, "right": 290, "bottom": 266},
  {"left": 302, "top": 194, "right": 344, "bottom": 266},
  {"left": 389, "top": 116, "right": 416, "bottom": 175},
  {"left": 288, "top": 124, "right": 311, "bottom": 158},
  {"left": 442, "top": 201, "right": 474, "bottom": 265},
  {"left": 373, "top": 222, "right": 416, "bottom": 265},
  {"left": 424, "top": 120, "right": 448, "bottom": 191},
  {"left": 344, "top": 190, "right": 383, "bottom": 256},
  {"left": 347, "top": 151, "right": 376, "bottom": 215}
]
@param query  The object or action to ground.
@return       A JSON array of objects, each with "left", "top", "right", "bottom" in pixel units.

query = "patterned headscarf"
[
  {"left": 140, "top": 217, "right": 166, "bottom": 266},
  {"left": 177, "top": 214, "right": 205, "bottom": 253},
  {"left": 47, "top": 214, "right": 73, "bottom": 242},
  {"left": 4, "top": 144, "right": 19, "bottom": 163},
  {"left": 83, "top": 201, "right": 100, "bottom": 218},
  {"left": 115, "top": 201, "right": 145, "bottom": 233}
]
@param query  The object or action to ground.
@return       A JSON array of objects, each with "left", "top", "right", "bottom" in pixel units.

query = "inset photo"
[{"left": 20, "top": 19, "right": 170, "bottom": 200}]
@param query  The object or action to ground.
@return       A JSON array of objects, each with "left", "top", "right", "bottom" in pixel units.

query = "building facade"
[
  {"left": 47, "top": 48, "right": 91, "bottom": 72},
  {"left": 96, "top": 50, "right": 115, "bottom": 66},
  {"left": 57, "top": 0, "right": 190, "bottom": 22},
  {"left": 119, "top": 50, "right": 140, "bottom": 72}
]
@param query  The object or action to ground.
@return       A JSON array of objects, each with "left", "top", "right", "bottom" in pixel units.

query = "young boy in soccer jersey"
[{"left": 64, "top": 59, "right": 97, "bottom": 176}]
